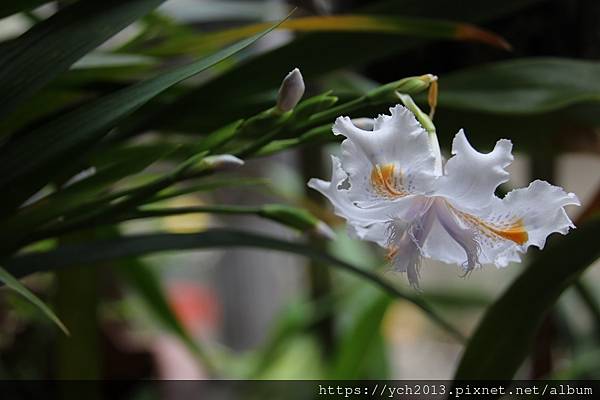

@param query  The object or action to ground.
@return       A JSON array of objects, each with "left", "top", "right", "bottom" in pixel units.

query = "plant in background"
[{"left": 0, "top": 0, "right": 597, "bottom": 385}]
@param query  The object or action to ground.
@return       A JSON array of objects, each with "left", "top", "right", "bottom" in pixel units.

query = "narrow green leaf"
[
  {"left": 437, "top": 58, "right": 600, "bottom": 114},
  {"left": 0, "top": 21, "right": 281, "bottom": 210},
  {"left": 0, "top": 144, "right": 175, "bottom": 244},
  {"left": 0, "top": 0, "right": 51, "bottom": 19},
  {"left": 330, "top": 293, "right": 390, "bottom": 379},
  {"left": 0, "top": 0, "right": 165, "bottom": 118},
  {"left": 4, "top": 229, "right": 464, "bottom": 341},
  {"left": 0, "top": 266, "right": 69, "bottom": 335},
  {"left": 151, "top": 0, "right": 540, "bottom": 133},
  {"left": 149, "top": 177, "right": 269, "bottom": 203},
  {"left": 144, "top": 14, "right": 509, "bottom": 56},
  {"left": 454, "top": 218, "right": 600, "bottom": 381}
]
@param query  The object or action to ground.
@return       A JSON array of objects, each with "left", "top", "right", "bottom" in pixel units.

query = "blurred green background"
[{"left": 0, "top": 0, "right": 598, "bottom": 388}]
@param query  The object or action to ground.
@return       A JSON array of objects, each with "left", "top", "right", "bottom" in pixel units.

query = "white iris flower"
[{"left": 308, "top": 105, "right": 580, "bottom": 288}]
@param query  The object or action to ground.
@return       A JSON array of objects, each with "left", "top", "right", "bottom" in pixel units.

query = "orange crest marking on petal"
[
  {"left": 454, "top": 206, "right": 528, "bottom": 245},
  {"left": 487, "top": 219, "right": 528, "bottom": 245},
  {"left": 371, "top": 163, "right": 406, "bottom": 198}
]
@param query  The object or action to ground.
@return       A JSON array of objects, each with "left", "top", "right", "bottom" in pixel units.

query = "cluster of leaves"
[{"left": 0, "top": 0, "right": 598, "bottom": 384}]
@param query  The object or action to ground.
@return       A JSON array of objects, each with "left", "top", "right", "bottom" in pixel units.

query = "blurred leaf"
[
  {"left": 0, "top": 89, "right": 86, "bottom": 139},
  {"left": 150, "top": 0, "right": 542, "bottom": 133},
  {"left": 0, "top": 0, "right": 165, "bottom": 119},
  {"left": 0, "top": 266, "right": 68, "bottom": 335},
  {"left": 0, "top": 21, "right": 282, "bottom": 212},
  {"left": 0, "top": 143, "right": 174, "bottom": 246},
  {"left": 552, "top": 349, "right": 600, "bottom": 379},
  {"left": 454, "top": 218, "right": 600, "bottom": 381},
  {"left": 5, "top": 229, "right": 464, "bottom": 341},
  {"left": 124, "top": 204, "right": 328, "bottom": 236},
  {"left": 144, "top": 14, "right": 509, "bottom": 56},
  {"left": 248, "top": 300, "right": 328, "bottom": 378},
  {"left": 71, "top": 52, "right": 156, "bottom": 70},
  {"left": 256, "top": 335, "right": 324, "bottom": 379},
  {"left": 150, "top": 177, "right": 269, "bottom": 203},
  {"left": 0, "top": 0, "right": 52, "bottom": 19},
  {"left": 437, "top": 58, "right": 600, "bottom": 114},
  {"left": 118, "top": 259, "right": 218, "bottom": 375},
  {"left": 330, "top": 293, "right": 390, "bottom": 379}
]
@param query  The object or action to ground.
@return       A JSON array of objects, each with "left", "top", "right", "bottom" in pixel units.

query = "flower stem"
[{"left": 398, "top": 94, "right": 443, "bottom": 175}]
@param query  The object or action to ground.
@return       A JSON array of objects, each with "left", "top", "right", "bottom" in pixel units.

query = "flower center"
[{"left": 370, "top": 163, "right": 407, "bottom": 198}]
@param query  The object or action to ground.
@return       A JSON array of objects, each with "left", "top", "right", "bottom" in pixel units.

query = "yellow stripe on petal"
[
  {"left": 485, "top": 220, "right": 528, "bottom": 245},
  {"left": 454, "top": 206, "right": 528, "bottom": 245}
]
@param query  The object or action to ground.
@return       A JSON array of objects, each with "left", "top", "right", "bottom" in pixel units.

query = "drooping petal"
[
  {"left": 386, "top": 203, "right": 436, "bottom": 288},
  {"left": 436, "top": 130, "right": 513, "bottom": 212},
  {"left": 431, "top": 199, "right": 481, "bottom": 272}
]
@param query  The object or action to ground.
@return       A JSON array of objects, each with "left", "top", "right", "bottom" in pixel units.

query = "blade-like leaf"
[
  {"left": 0, "top": 144, "right": 175, "bottom": 241},
  {"left": 0, "top": 266, "right": 69, "bottom": 335},
  {"left": 0, "top": 0, "right": 52, "bottom": 19},
  {"left": 454, "top": 218, "right": 600, "bottom": 381},
  {"left": 5, "top": 229, "right": 464, "bottom": 341},
  {"left": 330, "top": 292, "right": 390, "bottom": 379},
  {"left": 143, "top": 14, "right": 509, "bottom": 56},
  {"left": 0, "top": 22, "right": 281, "bottom": 211},
  {"left": 149, "top": 0, "right": 541, "bottom": 133},
  {"left": 0, "top": 0, "right": 165, "bottom": 118},
  {"left": 437, "top": 58, "right": 600, "bottom": 114}
]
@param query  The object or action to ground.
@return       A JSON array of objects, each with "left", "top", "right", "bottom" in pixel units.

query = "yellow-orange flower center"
[{"left": 370, "top": 163, "right": 406, "bottom": 198}]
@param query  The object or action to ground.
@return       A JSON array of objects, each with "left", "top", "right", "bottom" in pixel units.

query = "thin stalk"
[{"left": 300, "top": 146, "right": 335, "bottom": 358}]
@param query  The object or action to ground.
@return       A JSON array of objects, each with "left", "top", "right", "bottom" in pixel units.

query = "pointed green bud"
[
  {"left": 276, "top": 68, "right": 305, "bottom": 112},
  {"left": 366, "top": 74, "right": 437, "bottom": 103},
  {"left": 398, "top": 94, "right": 436, "bottom": 133}
]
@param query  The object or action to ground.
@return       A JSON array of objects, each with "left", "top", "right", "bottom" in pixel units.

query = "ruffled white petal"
[
  {"left": 497, "top": 179, "right": 580, "bottom": 249},
  {"left": 307, "top": 156, "right": 420, "bottom": 230},
  {"left": 387, "top": 205, "right": 436, "bottom": 288},
  {"left": 436, "top": 130, "right": 513, "bottom": 212},
  {"left": 333, "top": 105, "right": 437, "bottom": 193}
]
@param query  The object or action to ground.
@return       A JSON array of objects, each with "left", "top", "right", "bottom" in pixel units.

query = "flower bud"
[
  {"left": 366, "top": 74, "right": 437, "bottom": 103},
  {"left": 202, "top": 154, "right": 244, "bottom": 170},
  {"left": 276, "top": 68, "right": 305, "bottom": 112}
]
